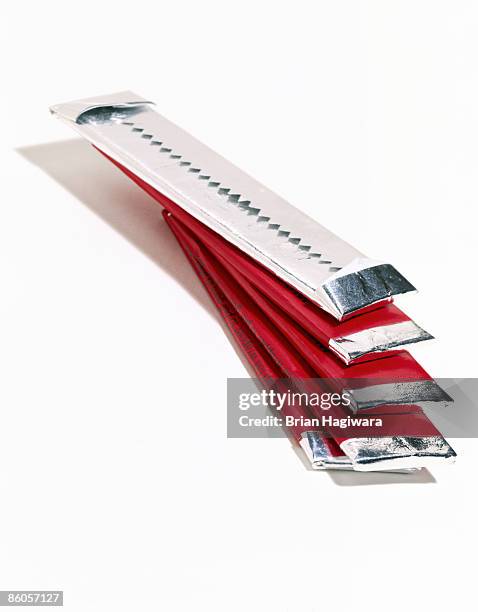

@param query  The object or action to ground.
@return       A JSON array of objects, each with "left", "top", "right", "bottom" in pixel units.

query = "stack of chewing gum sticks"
[{"left": 51, "top": 91, "right": 456, "bottom": 473}]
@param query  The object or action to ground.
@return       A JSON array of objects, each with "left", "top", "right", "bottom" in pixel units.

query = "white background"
[{"left": 1, "top": 1, "right": 477, "bottom": 610}]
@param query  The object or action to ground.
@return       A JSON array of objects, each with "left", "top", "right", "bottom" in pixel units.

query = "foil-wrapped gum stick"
[{"left": 50, "top": 91, "right": 416, "bottom": 321}]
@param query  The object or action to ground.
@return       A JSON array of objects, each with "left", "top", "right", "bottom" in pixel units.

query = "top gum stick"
[{"left": 51, "top": 91, "right": 417, "bottom": 321}]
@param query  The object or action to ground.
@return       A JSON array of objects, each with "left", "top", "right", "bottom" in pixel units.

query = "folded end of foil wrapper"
[
  {"left": 320, "top": 262, "right": 416, "bottom": 320},
  {"left": 340, "top": 436, "right": 456, "bottom": 471},
  {"left": 300, "top": 431, "right": 354, "bottom": 470},
  {"left": 299, "top": 432, "right": 418, "bottom": 473},
  {"left": 329, "top": 320, "right": 434, "bottom": 365},
  {"left": 50, "top": 90, "right": 154, "bottom": 125},
  {"left": 346, "top": 380, "right": 453, "bottom": 412}
]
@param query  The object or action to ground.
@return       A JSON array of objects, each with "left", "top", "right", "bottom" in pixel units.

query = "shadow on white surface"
[
  {"left": 327, "top": 467, "right": 435, "bottom": 486},
  {"left": 18, "top": 138, "right": 258, "bottom": 378},
  {"left": 19, "top": 139, "right": 438, "bottom": 487}
]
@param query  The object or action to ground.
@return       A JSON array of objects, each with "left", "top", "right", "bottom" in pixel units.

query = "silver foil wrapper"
[
  {"left": 51, "top": 91, "right": 416, "bottom": 321},
  {"left": 322, "top": 265, "right": 415, "bottom": 321},
  {"left": 340, "top": 436, "right": 456, "bottom": 471},
  {"left": 346, "top": 380, "right": 453, "bottom": 412},
  {"left": 300, "top": 432, "right": 418, "bottom": 473},
  {"left": 300, "top": 431, "right": 354, "bottom": 470},
  {"left": 329, "top": 320, "right": 433, "bottom": 365}
]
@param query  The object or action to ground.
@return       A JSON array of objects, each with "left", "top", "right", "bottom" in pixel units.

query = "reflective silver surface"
[
  {"left": 340, "top": 436, "right": 456, "bottom": 471},
  {"left": 300, "top": 432, "right": 418, "bottom": 473},
  {"left": 51, "top": 91, "right": 416, "bottom": 321},
  {"left": 329, "top": 320, "right": 433, "bottom": 364},
  {"left": 347, "top": 380, "right": 453, "bottom": 412},
  {"left": 50, "top": 91, "right": 154, "bottom": 123},
  {"left": 323, "top": 265, "right": 415, "bottom": 320},
  {"left": 300, "top": 431, "right": 353, "bottom": 470}
]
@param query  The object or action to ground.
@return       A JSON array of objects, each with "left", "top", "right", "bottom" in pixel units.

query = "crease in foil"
[
  {"left": 329, "top": 320, "right": 433, "bottom": 365},
  {"left": 346, "top": 380, "right": 453, "bottom": 412},
  {"left": 340, "top": 436, "right": 456, "bottom": 471},
  {"left": 50, "top": 91, "right": 416, "bottom": 321}
]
